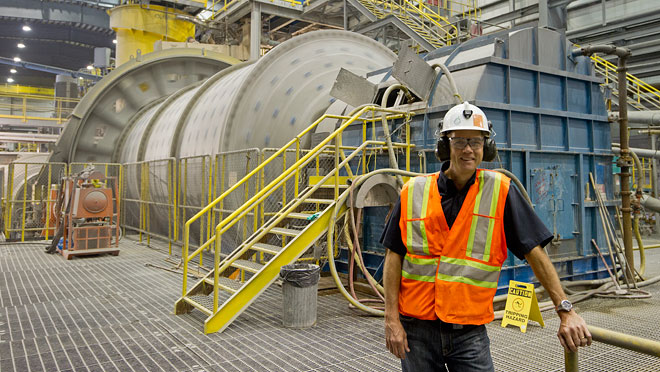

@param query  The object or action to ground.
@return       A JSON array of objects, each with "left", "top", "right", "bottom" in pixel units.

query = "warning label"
[{"left": 501, "top": 280, "right": 544, "bottom": 333}]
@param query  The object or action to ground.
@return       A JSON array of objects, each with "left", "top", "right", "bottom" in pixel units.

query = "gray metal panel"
[
  {"left": 508, "top": 28, "right": 535, "bottom": 65},
  {"left": 392, "top": 47, "right": 436, "bottom": 100},
  {"left": 330, "top": 68, "right": 378, "bottom": 107},
  {"left": 538, "top": 28, "right": 562, "bottom": 70}
]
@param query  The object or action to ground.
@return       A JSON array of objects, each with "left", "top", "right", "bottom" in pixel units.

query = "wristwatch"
[{"left": 556, "top": 299, "right": 573, "bottom": 313}]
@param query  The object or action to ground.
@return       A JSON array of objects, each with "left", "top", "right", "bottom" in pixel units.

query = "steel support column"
[{"left": 251, "top": 1, "right": 262, "bottom": 60}]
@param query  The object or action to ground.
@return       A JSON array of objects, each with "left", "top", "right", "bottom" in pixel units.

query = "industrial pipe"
[
  {"left": 574, "top": 44, "right": 634, "bottom": 283},
  {"left": 613, "top": 145, "right": 660, "bottom": 160},
  {"left": 609, "top": 111, "right": 660, "bottom": 125}
]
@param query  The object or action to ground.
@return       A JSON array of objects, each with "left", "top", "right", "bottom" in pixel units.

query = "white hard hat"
[{"left": 439, "top": 101, "right": 490, "bottom": 135}]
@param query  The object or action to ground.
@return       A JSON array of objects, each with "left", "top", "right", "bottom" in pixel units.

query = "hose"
[
  {"left": 430, "top": 63, "right": 463, "bottom": 104},
  {"left": 494, "top": 168, "right": 532, "bottom": 206},
  {"left": 345, "top": 183, "right": 385, "bottom": 306},
  {"left": 326, "top": 168, "right": 423, "bottom": 316},
  {"left": 627, "top": 148, "right": 646, "bottom": 278},
  {"left": 380, "top": 84, "right": 410, "bottom": 188},
  {"left": 634, "top": 216, "right": 645, "bottom": 277}
]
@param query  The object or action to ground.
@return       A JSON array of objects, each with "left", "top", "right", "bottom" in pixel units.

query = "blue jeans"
[{"left": 399, "top": 315, "right": 494, "bottom": 372}]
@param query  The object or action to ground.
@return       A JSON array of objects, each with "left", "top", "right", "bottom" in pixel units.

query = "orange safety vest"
[{"left": 399, "top": 169, "right": 510, "bottom": 324}]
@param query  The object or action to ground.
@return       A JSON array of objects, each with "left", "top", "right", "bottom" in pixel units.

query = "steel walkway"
[{"left": 1, "top": 239, "right": 659, "bottom": 371}]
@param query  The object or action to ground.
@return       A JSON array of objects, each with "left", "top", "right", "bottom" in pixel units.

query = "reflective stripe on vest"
[
  {"left": 466, "top": 171, "right": 504, "bottom": 261},
  {"left": 436, "top": 256, "right": 500, "bottom": 289},
  {"left": 406, "top": 176, "right": 433, "bottom": 255},
  {"left": 402, "top": 255, "right": 438, "bottom": 283}
]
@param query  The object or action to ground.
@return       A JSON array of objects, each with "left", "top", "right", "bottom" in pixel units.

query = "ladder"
[{"left": 174, "top": 105, "right": 414, "bottom": 334}]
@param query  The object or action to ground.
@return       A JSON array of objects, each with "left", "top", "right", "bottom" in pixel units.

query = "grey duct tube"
[
  {"left": 610, "top": 111, "right": 660, "bottom": 125},
  {"left": 574, "top": 44, "right": 635, "bottom": 283},
  {"left": 613, "top": 145, "right": 660, "bottom": 160},
  {"left": 640, "top": 195, "right": 660, "bottom": 213}
]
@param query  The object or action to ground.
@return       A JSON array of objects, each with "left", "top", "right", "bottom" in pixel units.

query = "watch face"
[{"left": 559, "top": 300, "right": 572, "bottom": 311}]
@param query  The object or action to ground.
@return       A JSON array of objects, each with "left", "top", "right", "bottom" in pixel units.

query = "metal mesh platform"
[{"left": 1, "top": 239, "right": 659, "bottom": 371}]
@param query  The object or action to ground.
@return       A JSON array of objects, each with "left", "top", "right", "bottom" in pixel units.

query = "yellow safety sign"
[{"left": 501, "top": 280, "right": 545, "bottom": 333}]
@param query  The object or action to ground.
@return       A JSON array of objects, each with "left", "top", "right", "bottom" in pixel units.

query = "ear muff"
[
  {"left": 482, "top": 137, "right": 497, "bottom": 162},
  {"left": 482, "top": 120, "right": 498, "bottom": 162},
  {"left": 435, "top": 136, "right": 450, "bottom": 161}
]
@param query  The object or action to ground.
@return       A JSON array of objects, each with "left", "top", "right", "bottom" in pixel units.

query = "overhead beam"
[
  {"left": 269, "top": 18, "right": 296, "bottom": 33},
  {"left": 0, "top": 57, "right": 102, "bottom": 81},
  {"left": 0, "top": 0, "right": 111, "bottom": 31}
]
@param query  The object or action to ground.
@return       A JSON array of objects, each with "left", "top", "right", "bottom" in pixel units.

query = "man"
[{"left": 381, "top": 102, "right": 591, "bottom": 371}]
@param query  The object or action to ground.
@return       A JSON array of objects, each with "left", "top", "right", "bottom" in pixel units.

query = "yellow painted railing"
[
  {"left": 590, "top": 54, "right": 660, "bottom": 110},
  {"left": 0, "top": 92, "right": 79, "bottom": 124},
  {"left": 359, "top": 0, "right": 461, "bottom": 45},
  {"left": 180, "top": 105, "right": 413, "bottom": 300}
]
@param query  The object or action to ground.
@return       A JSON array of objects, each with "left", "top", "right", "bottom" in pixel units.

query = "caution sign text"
[{"left": 501, "top": 280, "right": 544, "bottom": 333}]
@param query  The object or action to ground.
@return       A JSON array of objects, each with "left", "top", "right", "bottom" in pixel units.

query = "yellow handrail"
[
  {"left": 0, "top": 92, "right": 79, "bottom": 124},
  {"left": 400, "top": 0, "right": 458, "bottom": 39},
  {"left": 590, "top": 54, "right": 660, "bottom": 109},
  {"left": 181, "top": 105, "right": 412, "bottom": 297}
]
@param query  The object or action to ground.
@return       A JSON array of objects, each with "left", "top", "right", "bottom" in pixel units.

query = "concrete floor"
[{"left": 1, "top": 237, "right": 659, "bottom": 372}]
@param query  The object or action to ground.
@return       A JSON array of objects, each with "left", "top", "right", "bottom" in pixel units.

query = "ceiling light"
[
  {"left": 113, "top": 39, "right": 117, "bottom": 44},
  {"left": 13, "top": 57, "right": 21, "bottom": 62},
  {"left": 22, "top": 25, "right": 31, "bottom": 32},
  {"left": 17, "top": 43, "right": 25, "bottom": 49},
  {"left": 86, "top": 65, "right": 94, "bottom": 70},
  {"left": 10, "top": 69, "right": 16, "bottom": 74},
  {"left": 7, "top": 78, "right": 14, "bottom": 83}
]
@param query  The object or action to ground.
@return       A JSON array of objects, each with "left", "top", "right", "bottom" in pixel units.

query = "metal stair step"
[
  {"left": 277, "top": 212, "right": 315, "bottom": 219},
  {"left": 315, "top": 184, "right": 350, "bottom": 189},
  {"left": 270, "top": 227, "right": 301, "bottom": 237},
  {"left": 303, "top": 198, "right": 334, "bottom": 204},
  {"left": 203, "top": 276, "right": 243, "bottom": 293},
  {"left": 183, "top": 295, "right": 213, "bottom": 316},
  {"left": 252, "top": 242, "right": 284, "bottom": 254},
  {"left": 231, "top": 259, "right": 264, "bottom": 273}
]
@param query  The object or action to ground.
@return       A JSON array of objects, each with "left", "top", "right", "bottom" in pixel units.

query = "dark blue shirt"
[{"left": 380, "top": 163, "right": 553, "bottom": 260}]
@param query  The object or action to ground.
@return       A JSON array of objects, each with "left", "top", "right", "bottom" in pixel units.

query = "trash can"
[{"left": 280, "top": 263, "right": 320, "bottom": 328}]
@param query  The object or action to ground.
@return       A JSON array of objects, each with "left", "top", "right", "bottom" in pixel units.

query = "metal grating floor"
[{"left": 1, "top": 239, "right": 659, "bottom": 371}]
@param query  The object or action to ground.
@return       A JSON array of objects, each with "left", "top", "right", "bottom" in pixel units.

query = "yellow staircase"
[
  {"left": 590, "top": 54, "right": 660, "bottom": 111},
  {"left": 356, "top": 0, "right": 459, "bottom": 50},
  {"left": 174, "top": 105, "right": 414, "bottom": 334}
]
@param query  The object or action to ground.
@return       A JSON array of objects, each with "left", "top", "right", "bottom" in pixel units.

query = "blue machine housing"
[{"left": 338, "top": 26, "right": 615, "bottom": 295}]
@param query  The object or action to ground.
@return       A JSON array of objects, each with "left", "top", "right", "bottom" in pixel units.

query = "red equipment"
[{"left": 52, "top": 168, "right": 120, "bottom": 260}]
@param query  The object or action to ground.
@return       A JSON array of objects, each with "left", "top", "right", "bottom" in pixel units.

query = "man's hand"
[
  {"left": 557, "top": 311, "right": 592, "bottom": 352},
  {"left": 385, "top": 317, "right": 410, "bottom": 359}
]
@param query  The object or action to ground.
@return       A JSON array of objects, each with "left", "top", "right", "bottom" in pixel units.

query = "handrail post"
[{"left": 564, "top": 350, "right": 578, "bottom": 372}]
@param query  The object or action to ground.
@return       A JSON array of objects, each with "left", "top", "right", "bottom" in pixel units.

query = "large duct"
[{"left": 52, "top": 31, "right": 397, "bottom": 245}]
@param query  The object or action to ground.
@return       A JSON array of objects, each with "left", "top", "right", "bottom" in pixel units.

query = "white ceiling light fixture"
[
  {"left": 22, "top": 25, "right": 31, "bottom": 32},
  {"left": 13, "top": 57, "right": 21, "bottom": 62},
  {"left": 86, "top": 65, "right": 94, "bottom": 70},
  {"left": 17, "top": 43, "right": 26, "bottom": 49},
  {"left": 113, "top": 39, "right": 117, "bottom": 44},
  {"left": 10, "top": 69, "right": 17, "bottom": 74},
  {"left": 7, "top": 78, "right": 14, "bottom": 83}
]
